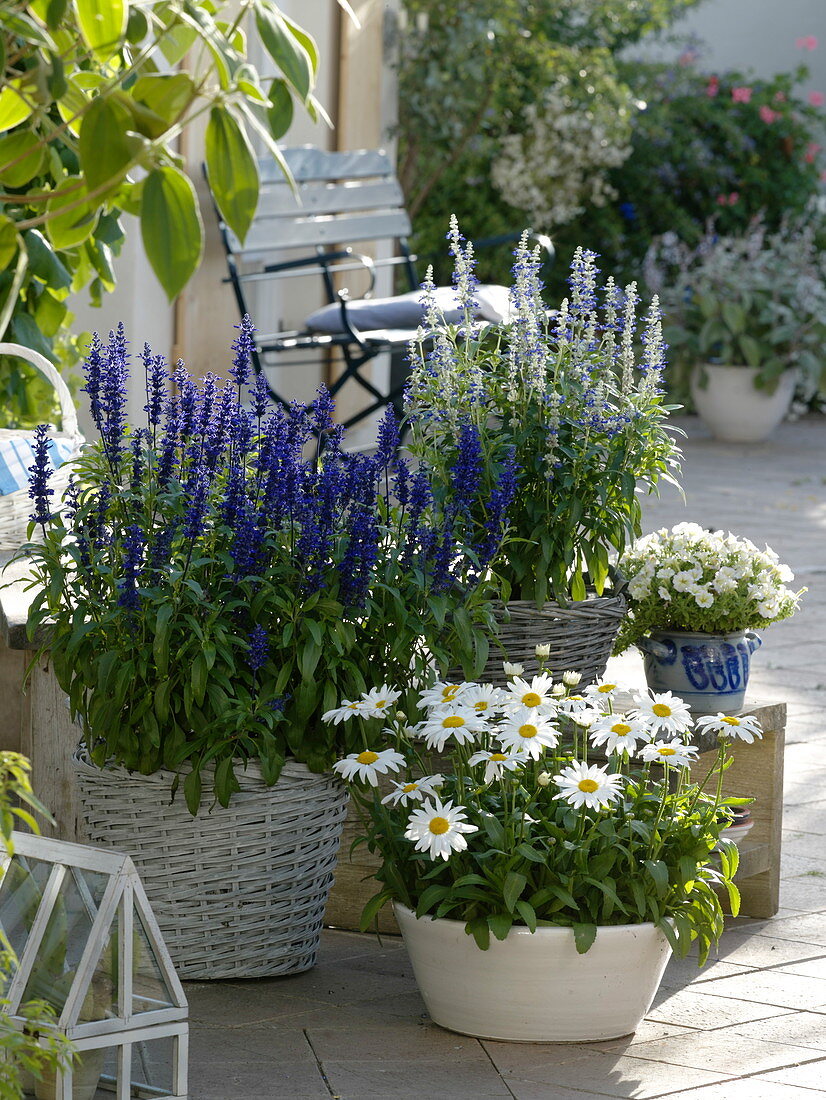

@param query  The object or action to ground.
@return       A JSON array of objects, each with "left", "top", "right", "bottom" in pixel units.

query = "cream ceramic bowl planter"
[
  {"left": 690, "top": 364, "right": 796, "bottom": 443},
  {"left": 394, "top": 904, "right": 673, "bottom": 1042}
]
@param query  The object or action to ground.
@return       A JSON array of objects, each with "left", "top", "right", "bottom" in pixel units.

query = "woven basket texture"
[
  {"left": 0, "top": 342, "right": 85, "bottom": 550},
  {"left": 73, "top": 751, "right": 349, "bottom": 980},
  {"left": 481, "top": 596, "right": 627, "bottom": 687}
]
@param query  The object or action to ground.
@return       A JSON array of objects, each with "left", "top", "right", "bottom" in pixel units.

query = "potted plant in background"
[
  {"left": 405, "top": 222, "right": 681, "bottom": 683},
  {"left": 646, "top": 212, "right": 826, "bottom": 442},
  {"left": 615, "top": 522, "right": 804, "bottom": 712},
  {"left": 21, "top": 319, "right": 513, "bottom": 981},
  {"left": 322, "top": 664, "right": 753, "bottom": 1042}
]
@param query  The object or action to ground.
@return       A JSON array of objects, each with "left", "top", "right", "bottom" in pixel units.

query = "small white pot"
[
  {"left": 394, "top": 903, "right": 672, "bottom": 1042},
  {"left": 690, "top": 364, "right": 796, "bottom": 443}
]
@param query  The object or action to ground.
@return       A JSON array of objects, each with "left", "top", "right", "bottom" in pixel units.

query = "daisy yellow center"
[
  {"left": 428, "top": 816, "right": 450, "bottom": 835},
  {"left": 375, "top": 699, "right": 386, "bottom": 707},
  {"left": 357, "top": 750, "right": 379, "bottom": 764},
  {"left": 722, "top": 716, "right": 741, "bottom": 726},
  {"left": 598, "top": 684, "right": 616, "bottom": 693},
  {"left": 612, "top": 723, "right": 632, "bottom": 736},
  {"left": 519, "top": 723, "right": 538, "bottom": 739},
  {"left": 347, "top": 702, "right": 360, "bottom": 709},
  {"left": 490, "top": 753, "right": 508, "bottom": 762},
  {"left": 578, "top": 779, "right": 599, "bottom": 793},
  {"left": 652, "top": 703, "right": 672, "bottom": 717},
  {"left": 522, "top": 692, "right": 542, "bottom": 707},
  {"left": 475, "top": 701, "right": 489, "bottom": 711},
  {"left": 443, "top": 685, "right": 460, "bottom": 700},
  {"left": 402, "top": 783, "right": 418, "bottom": 793},
  {"left": 659, "top": 747, "right": 677, "bottom": 756},
  {"left": 442, "top": 715, "right": 466, "bottom": 729}
]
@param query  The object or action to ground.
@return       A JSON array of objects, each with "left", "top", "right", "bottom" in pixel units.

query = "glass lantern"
[{"left": 0, "top": 832, "right": 188, "bottom": 1099}]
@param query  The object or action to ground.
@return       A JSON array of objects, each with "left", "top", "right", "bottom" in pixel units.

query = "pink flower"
[
  {"left": 716, "top": 194, "right": 728, "bottom": 206},
  {"left": 805, "top": 142, "right": 822, "bottom": 163},
  {"left": 774, "top": 91, "right": 787, "bottom": 103},
  {"left": 678, "top": 50, "right": 697, "bottom": 67},
  {"left": 759, "top": 105, "right": 779, "bottom": 123},
  {"left": 706, "top": 76, "right": 720, "bottom": 98},
  {"left": 796, "top": 36, "right": 818, "bottom": 51},
  {"left": 809, "top": 91, "right": 825, "bottom": 107},
  {"left": 732, "top": 86, "right": 753, "bottom": 103},
  {"left": 728, "top": 192, "right": 740, "bottom": 205}
]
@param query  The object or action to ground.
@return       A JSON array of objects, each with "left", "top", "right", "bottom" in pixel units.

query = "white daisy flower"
[
  {"left": 584, "top": 681, "right": 621, "bottom": 701},
  {"left": 360, "top": 684, "right": 402, "bottom": 718},
  {"left": 322, "top": 698, "right": 370, "bottom": 725},
  {"left": 638, "top": 740, "right": 698, "bottom": 768},
  {"left": 418, "top": 681, "right": 467, "bottom": 709},
  {"left": 405, "top": 798, "right": 478, "bottom": 860},
  {"left": 537, "top": 771, "right": 552, "bottom": 787},
  {"left": 694, "top": 713, "right": 763, "bottom": 743},
  {"left": 505, "top": 673, "right": 557, "bottom": 711},
  {"left": 534, "top": 643, "right": 551, "bottom": 659},
  {"left": 333, "top": 747, "right": 405, "bottom": 786},
  {"left": 467, "top": 749, "right": 525, "bottom": 784},
  {"left": 555, "top": 693, "right": 590, "bottom": 715},
  {"left": 553, "top": 762, "right": 624, "bottom": 809},
  {"left": 562, "top": 671, "right": 582, "bottom": 686},
  {"left": 419, "top": 705, "right": 487, "bottom": 752},
  {"left": 590, "top": 714, "right": 650, "bottom": 754},
  {"left": 633, "top": 691, "right": 693, "bottom": 737},
  {"left": 497, "top": 707, "right": 560, "bottom": 759},
  {"left": 502, "top": 661, "right": 524, "bottom": 678},
  {"left": 461, "top": 683, "right": 507, "bottom": 716},
  {"left": 381, "top": 773, "right": 444, "bottom": 806}
]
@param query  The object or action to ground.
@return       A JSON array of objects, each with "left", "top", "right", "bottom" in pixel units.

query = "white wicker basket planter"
[{"left": 72, "top": 750, "right": 349, "bottom": 980}]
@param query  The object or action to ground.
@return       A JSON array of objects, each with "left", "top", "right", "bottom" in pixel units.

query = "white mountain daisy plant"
[
  {"left": 324, "top": 666, "right": 759, "bottom": 964},
  {"left": 616, "top": 523, "right": 804, "bottom": 651},
  {"left": 694, "top": 713, "right": 764, "bottom": 743}
]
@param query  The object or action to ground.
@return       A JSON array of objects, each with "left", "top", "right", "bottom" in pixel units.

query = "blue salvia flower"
[
  {"left": 447, "top": 214, "right": 479, "bottom": 320},
  {"left": 128, "top": 429, "right": 146, "bottom": 491},
  {"left": 148, "top": 522, "right": 177, "bottom": 577},
  {"left": 229, "top": 314, "right": 256, "bottom": 388},
  {"left": 231, "top": 503, "right": 265, "bottom": 578},
  {"left": 508, "top": 234, "right": 547, "bottom": 391},
  {"left": 429, "top": 506, "right": 460, "bottom": 593},
  {"left": 156, "top": 399, "right": 180, "bottom": 489},
  {"left": 450, "top": 420, "right": 482, "bottom": 515},
  {"left": 251, "top": 373, "right": 270, "bottom": 419},
  {"left": 393, "top": 455, "right": 410, "bottom": 507},
  {"left": 476, "top": 450, "right": 518, "bottom": 569},
  {"left": 568, "top": 247, "right": 600, "bottom": 317},
  {"left": 174, "top": 363, "right": 198, "bottom": 440},
  {"left": 310, "top": 385, "right": 335, "bottom": 436},
  {"left": 374, "top": 406, "right": 400, "bottom": 470},
  {"left": 63, "top": 476, "right": 91, "bottom": 569},
  {"left": 247, "top": 625, "right": 269, "bottom": 674},
  {"left": 28, "top": 423, "right": 54, "bottom": 526},
  {"left": 400, "top": 467, "right": 432, "bottom": 568},
  {"left": 203, "top": 385, "right": 234, "bottom": 473},
  {"left": 99, "top": 324, "right": 129, "bottom": 466},
  {"left": 81, "top": 333, "right": 105, "bottom": 433},
  {"left": 338, "top": 501, "right": 379, "bottom": 608},
  {"left": 117, "top": 524, "right": 144, "bottom": 610},
  {"left": 183, "top": 465, "right": 211, "bottom": 542},
  {"left": 140, "top": 343, "right": 167, "bottom": 429},
  {"left": 89, "top": 483, "right": 112, "bottom": 549}
]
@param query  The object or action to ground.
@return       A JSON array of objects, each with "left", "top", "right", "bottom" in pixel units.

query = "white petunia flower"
[
  {"left": 381, "top": 773, "right": 444, "bottom": 806},
  {"left": 633, "top": 691, "right": 693, "bottom": 737},
  {"left": 419, "top": 705, "right": 488, "bottom": 752},
  {"left": 590, "top": 714, "right": 651, "bottom": 754},
  {"left": 322, "top": 698, "right": 370, "bottom": 725},
  {"left": 404, "top": 798, "right": 478, "bottom": 860},
  {"left": 497, "top": 707, "right": 560, "bottom": 759},
  {"left": 467, "top": 749, "right": 525, "bottom": 784},
  {"left": 672, "top": 570, "right": 698, "bottom": 593},
  {"left": 694, "top": 588, "right": 714, "bottom": 609},
  {"left": 505, "top": 674, "right": 557, "bottom": 712},
  {"left": 553, "top": 762, "right": 624, "bottom": 809},
  {"left": 694, "top": 713, "right": 763, "bottom": 743},
  {"left": 638, "top": 740, "right": 698, "bottom": 768},
  {"left": 360, "top": 684, "right": 402, "bottom": 719},
  {"left": 333, "top": 747, "right": 405, "bottom": 786},
  {"left": 418, "top": 681, "right": 467, "bottom": 709},
  {"left": 658, "top": 586, "right": 672, "bottom": 602}
]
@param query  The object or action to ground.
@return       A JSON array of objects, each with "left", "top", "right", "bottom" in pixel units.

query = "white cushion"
[{"left": 304, "top": 284, "right": 512, "bottom": 334}]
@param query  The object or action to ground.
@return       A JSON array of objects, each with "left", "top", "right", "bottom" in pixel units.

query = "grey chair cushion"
[{"left": 304, "top": 284, "right": 512, "bottom": 334}]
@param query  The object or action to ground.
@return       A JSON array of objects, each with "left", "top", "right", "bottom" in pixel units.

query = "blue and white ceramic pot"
[{"left": 638, "top": 629, "right": 762, "bottom": 715}]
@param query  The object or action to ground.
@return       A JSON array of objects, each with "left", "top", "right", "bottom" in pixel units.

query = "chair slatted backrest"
[{"left": 225, "top": 147, "right": 413, "bottom": 261}]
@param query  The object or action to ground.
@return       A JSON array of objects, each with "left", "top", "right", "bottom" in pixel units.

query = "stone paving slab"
[{"left": 182, "top": 416, "right": 826, "bottom": 1099}]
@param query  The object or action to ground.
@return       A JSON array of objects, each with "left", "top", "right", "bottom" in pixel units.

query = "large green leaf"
[
  {"left": 267, "top": 78, "right": 294, "bottom": 140},
  {"left": 0, "top": 80, "right": 33, "bottom": 133},
  {"left": 45, "top": 176, "right": 100, "bottom": 249},
  {"left": 79, "top": 95, "right": 144, "bottom": 195},
  {"left": 205, "top": 106, "right": 259, "bottom": 243},
  {"left": 255, "top": 4, "right": 313, "bottom": 102},
  {"left": 74, "top": 0, "right": 127, "bottom": 58},
  {"left": 0, "top": 132, "right": 46, "bottom": 187},
  {"left": 130, "top": 73, "right": 195, "bottom": 128},
  {"left": 140, "top": 166, "right": 204, "bottom": 300},
  {"left": 0, "top": 217, "right": 18, "bottom": 270}
]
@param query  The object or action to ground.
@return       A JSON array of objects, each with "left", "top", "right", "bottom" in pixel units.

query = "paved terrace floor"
[{"left": 185, "top": 415, "right": 826, "bottom": 1100}]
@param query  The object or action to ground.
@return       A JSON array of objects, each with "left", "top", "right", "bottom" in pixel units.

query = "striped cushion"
[{"left": 0, "top": 436, "right": 76, "bottom": 496}]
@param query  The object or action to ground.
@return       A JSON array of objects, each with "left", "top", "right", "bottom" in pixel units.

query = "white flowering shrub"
[
  {"left": 616, "top": 522, "right": 804, "bottom": 651},
  {"left": 491, "top": 76, "right": 634, "bottom": 229}
]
